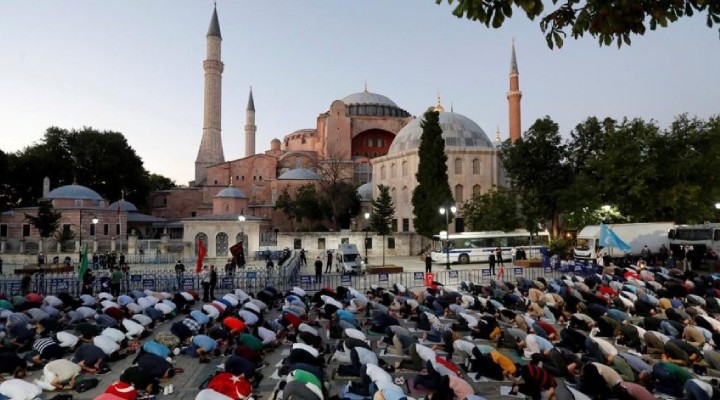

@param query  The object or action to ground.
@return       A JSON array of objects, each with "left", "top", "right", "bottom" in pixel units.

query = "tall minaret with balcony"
[
  {"left": 245, "top": 88, "right": 256, "bottom": 158},
  {"left": 194, "top": 6, "right": 225, "bottom": 185},
  {"left": 507, "top": 40, "right": 522, "bottom": 143}
]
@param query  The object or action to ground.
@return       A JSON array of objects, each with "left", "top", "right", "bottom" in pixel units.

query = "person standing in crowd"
[
  {"left": 209, "top": 265, "right": 217, "bottom": 300},
  {"left": 300, "top": 249, "right": 307, "bottom": 266},
  {"left": 110, "top": 266, "right": 123, "bottom": 297},
  {"left": 92, "top": 253, "right": 99, "bottom": 270},
  {"left": 20, "top": 272, "right": 32, "bottom": 295},
  {"left": 495, "top": 247, "right": 504, "bottom": 269},
  {"left": 175, "top": 259, "right": 185, "bottom": 289},
  {"left": 81, "top": 270, "right": 94, "bottom": 295},
  {"left": 224, "top": 259, "right": 233, "bottom": 276},
  {"left": 425, "top": 252, "right": 432, "bottom": 274},
  {"left": 201, "top": 266, "right": 211, "bottom": 302},
  {"left": 266, "top": 257, "right": 274, "bottom": 272},
  {"left": 325, "top": 250, "right": 333, "bottom": 273},
  {"left": 0, "top": 256, "right": 3, "bottom": 275},
  {"left": 488, "top": 251, "right": 496, "bottom": 276},
  {"left": 314, "top": 257, "right": 323, "bottom": 283}
]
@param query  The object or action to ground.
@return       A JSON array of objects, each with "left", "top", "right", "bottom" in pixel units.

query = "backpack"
[{"left": 73, "top": 377, "right": 99, "bottom": 393}]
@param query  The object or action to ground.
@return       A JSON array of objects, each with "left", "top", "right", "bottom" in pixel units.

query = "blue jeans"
[
  {"left": 653, "top": 363, "right": 683, "bottom": 398},
  {"left": 661, "top": 320, "right": 679, "bottom": 338},
  {"left": 685, "top": 380, "right": 711, "bottom": 400}
]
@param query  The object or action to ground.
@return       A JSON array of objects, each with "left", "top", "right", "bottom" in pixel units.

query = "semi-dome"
[
  {"left": 341, "top": 90, "right": 410, "bottom": 118},
  {"left": 277, "top": 168, "right": 320, "bottom": 180},
  {"left": 46, "top": 184, "right": 103, "bottom": 201},
  {"left": 108, "top": 199, "right": 138, "bottom": 212},
  {"left": 356, "top": 182, "right": 373, "bottom": 202},
  {"left": 388, "top": 111, "right": 493, "bottom": 155},
  {"left": 216, "top": 187, "right": 247, "bottom": 198}
]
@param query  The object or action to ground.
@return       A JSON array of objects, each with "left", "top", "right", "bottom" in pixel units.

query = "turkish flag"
[
  {"left": 207, "top": 372, "right": 252, "bottom": 399},
  {"left": 230, "top": 241, "right": 246, "bottom": 267},
  {"left": 497, "top": 264, "right": 505, "bottom": 280},
  {"left": 196, "top": 239, "right": 207, "bottom": 273}
]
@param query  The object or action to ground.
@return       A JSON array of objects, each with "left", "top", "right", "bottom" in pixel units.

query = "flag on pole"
[
  {"left": 196, "top": 239, "right": 207, "bottom": 273},
  {"left": 230, "top": 241, "right": 246, "bottom": 267},
  {"left": 78, "top": 244, "right": 89, "bottom": 280},
  {"left": 599, "top": 223, "right": 632, "bottom": 253}
]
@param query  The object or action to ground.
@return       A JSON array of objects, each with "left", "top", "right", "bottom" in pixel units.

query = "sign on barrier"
[
  {"left": 413, "top": 272, "right": 424, "bottom": 280},
  {"left": 246, "top": 272, "right": 257, "bottom": 279},
  {"left": 378, "top": 273, "right": 388, "bottom": 282},
  {"left": 300, "top": 276, "right": 312, "bottom": 284},
  {"left": 514, "top": 268, "right": 523, "bottom": 275},
  {"left": 341, "top": 274, "right": 352, "bottom": 283},
  {"left": 142, "top": 279, "right": 155, "bottom": 289},
  {"left": 482, "top": 269, "right": 491, "bottom": 277},
  {"left": 222, "top": 277, "right": 233, "bottom": 288},
  {"left": 182, "top": 278, "right": 194, "bottom": 288},
  {"left": 131, "top": 275, "right": 142, "bottom": 282},
  {"left": 544, "top": 266, "right": 552, "bottom": 273},
  {"left": 448, "top": 271, "right": 459, "bottom": 279}
]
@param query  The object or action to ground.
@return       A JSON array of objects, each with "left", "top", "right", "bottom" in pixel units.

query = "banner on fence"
[
  {"left": 413, "top": 272, "right": 424, "bottom": 280},
  {"left": 378, "top": 273, "right": 388, "bottom": 282},
  {"left": 142, "top": 279, "right": 156, "bottom": 289},
  {"left": 182, "top": 277, "right": 194, "bottom": 289},
  {"left": 341, "top": 274, "right": 352, "bottom": 283},
  {"left": 514, "top": 268, "right": 523, "bottom": 275},
  {"left": 300, "top": 276, "right": 312, "bottom": 284},
  {"left": 482, "top": 269, "right": 491, "bottom": 277},
  {"left": 246, "top": 272, "right": 257, "bottom": 279},
  {"left": 222, "top": 277, "right": 233, "bottom": 288},
  {"left": 131, "top": 275, "right": 142, "bottom": 282},
  {"left": 448, "top": 271, "right": 459, "bottom": 279}
]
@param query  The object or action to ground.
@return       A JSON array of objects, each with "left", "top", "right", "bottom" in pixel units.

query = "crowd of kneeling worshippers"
[{"left": 0, "top": 262, "right": 720, "bottom": 400}]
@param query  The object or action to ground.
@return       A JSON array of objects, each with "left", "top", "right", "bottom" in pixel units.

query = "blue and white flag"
[{"left": 599, "top": 223, "right": 632, "bottom": 253}]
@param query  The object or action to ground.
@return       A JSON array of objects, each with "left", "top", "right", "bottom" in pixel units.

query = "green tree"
[
  {"left": 317, "top": 145, "right": 357, "bottom": 231},
  {"left": 436, "top": 0, "right": 720, "bottom": 48},
  {"left": 294, "top": 184, "right": 325, "bottom": 226},
  {"left": 500, "top": 117, "right": 570, "bottom": 237},
  {"left": 274, "top": 186, "right": 297, "bottom": 231},
  {"left": 147, "top": 173, "right": 176, "bottom": 192},
  {"left": 369, "top": 185, "right": 395, "bottom": 266},
  {"left": 460, "top": 186, "right": 522, "bottom": 231},
  {"left": 24, "top": 200, "right": 62, "bottom": 253},
  {"left": 412, "top": 110, "right": 454, "bottom": 238}
]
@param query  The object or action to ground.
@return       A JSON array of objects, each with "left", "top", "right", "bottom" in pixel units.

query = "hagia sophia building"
[
  {"left": 148, "top": 6, "right": 522, "bottom": 239},
  {"left": 0, "top": 6, "right": 523, "bottom": 260}
]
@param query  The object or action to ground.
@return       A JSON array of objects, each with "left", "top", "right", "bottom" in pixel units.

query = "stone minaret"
[
  {"left": 245, "top": 88, "right": 256, "bottom": 158},
  {"left": 194, "top": 6, "right": 225, "bottom": 186},
  {"left": 507, "top": 40, "right": 522, "bottom": 143},
  {"left": 42, "top": 177, "right": 50, "bottom": 197}
]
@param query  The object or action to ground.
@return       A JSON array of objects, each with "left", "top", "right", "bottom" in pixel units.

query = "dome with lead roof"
[
  {"left": 108, "top": 199, "right": 138, "bottom": 212},
  {"left": 341, "top": 90, "right": 410, "bottom": 118},
  {"left": 216, "top": 187, "right": 247, "bottom": 198},
  {"left": 277, "top": 168, "right": 321, "bottom": 180},
  {"left": 46, "top": 183, "right": 103, "bottom": 201},
  {"left": 388, "top": 111, "right": 493, "bottom": 155}
]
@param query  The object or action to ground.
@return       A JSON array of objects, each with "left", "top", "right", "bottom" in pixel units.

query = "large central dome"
[
  {"left": 388, "top": 111, "right": 493, "bottom": 155},
  {"left": 342, "top": 91, "right": 398, "bottom": 107}
]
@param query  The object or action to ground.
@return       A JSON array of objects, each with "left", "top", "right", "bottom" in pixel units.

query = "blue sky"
[{"left": 1, "top": 1, "right": 718, "bottom": 185}]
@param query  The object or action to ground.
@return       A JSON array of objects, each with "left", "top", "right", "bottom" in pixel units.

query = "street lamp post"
[
  {"left": 439, "top": 205, "right": 457, "bottom": 270},
  {"left": 78, "top": 210, "right": 98, "bottom": 263},
  {"left": 364, "top": 212, "right": 370, "bottom": 265},
  {"left": 238, "top": 215, "right": 246, "bottom": 252}
]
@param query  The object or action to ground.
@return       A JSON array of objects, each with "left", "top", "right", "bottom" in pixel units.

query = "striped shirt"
[{"left": 33, "top": 338, "right": 58, "bottom": 355}]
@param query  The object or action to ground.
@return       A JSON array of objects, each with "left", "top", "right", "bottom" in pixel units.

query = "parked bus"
[
  {"left": 668, "top": 223, "right": 720, "bottom": 260},
  {"left": 431, "top": 230, "right": 550, "bottom": 264}
]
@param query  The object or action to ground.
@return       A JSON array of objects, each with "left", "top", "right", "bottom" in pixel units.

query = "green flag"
[{"left": 78, "top": 244, "right": 89, "bottom": 280}]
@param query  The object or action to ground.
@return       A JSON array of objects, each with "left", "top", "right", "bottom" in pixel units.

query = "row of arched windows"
[
  {"left": 384, "top": 184, "right": 482, "bottom": 206},
  {"left": 195, "top": 232, "right": 248, "bottom": 257},
  {"left": 380, "top": 158, "right": 482, "bottom": 180}
]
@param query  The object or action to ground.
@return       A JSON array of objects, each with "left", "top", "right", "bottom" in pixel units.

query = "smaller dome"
[
  {"left": 357, "top": 182, "right": 373, "bottom": 202},
  {"left": 278, "top": 168, "right": 320, "bottom": 180},
  {"left": 46, "top": 184, "right": 103, "bottom": 201},
  {"left": 270, "top": 138, "right": 281, "bottom": 151},
  {"left": 216, "top": 187, "right": 247, "bottom": 198},
  {"left": 108, "top": 199, "right": 137, "bottom": 212}
]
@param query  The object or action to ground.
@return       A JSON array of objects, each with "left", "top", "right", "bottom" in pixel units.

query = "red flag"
[
  {"left": 116, "top": 201, "right": 121, "bottom": 217},
  {"left": 497, "top": 264, "right": 505, "bottom": 280},
  {"left": 207, "top": 372, "right": 251, "bottom": 399},
  {"left": 230, "top": 241, "right": 246, "bottom": 267},
  {"left": 196, "top": 239, "right": 207, "bottom": 273}
]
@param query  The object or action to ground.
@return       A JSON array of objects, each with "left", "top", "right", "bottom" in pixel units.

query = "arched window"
[
  {"left": 380, "top": 166, "right": 386, "bottom": 180},
  {"left": 216, "top": 232, "right": 229, "bottom": 257},
  {"left": 455, "top": 184, "right": 464, "bottom": 203},
  {"left": 391, "top": 187, "right": 397, "bottom": 204},
  {"left": 473, "top": 184, "right": 482, "bottom": 197},
  {"left": 194, "top": 233, "right": 208, "bottom": 256},
  {"left": 390, "top": 164, "right": 396, "bottom": 178},
  {"left": 402, "top": 186, "right": 409, "bottom": 204},
  {"left": 224, "top": 203, "right": 230, "bottom": 212},
  {"left": 401, "top": 161, "right": 408, "bottom": 177},
  {"left": 472, "top": 159, "right": 480, "bottom": 175},
  {"left": 455, "top": 158, "right": 463, "bottom": 175}
]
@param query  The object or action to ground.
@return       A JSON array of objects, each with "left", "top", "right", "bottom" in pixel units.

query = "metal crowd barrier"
[{"left": 0, "top": 256, "right": 579, "bottom": 297}]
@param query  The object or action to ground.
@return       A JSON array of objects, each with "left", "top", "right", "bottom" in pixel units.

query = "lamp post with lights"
[{"left": 439, "top": 205, "right": 457, "bottom": 270}]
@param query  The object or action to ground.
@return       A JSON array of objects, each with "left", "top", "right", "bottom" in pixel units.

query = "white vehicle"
[
  {"left": 573, "top": 222, "right": 674, "bottom": 261},
  {"left": 335, "top": 243, "right": 366, "bottom": 274},
  {"left": 669, "top": 223, "right": 720, "bottom": 257},
  {"left": 430, "top": 230, "right": 550, "bottom": 264}
]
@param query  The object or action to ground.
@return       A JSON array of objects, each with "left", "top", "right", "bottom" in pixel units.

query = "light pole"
[
  {"left": 238, "top": 215, "right": 246, "bottom": 251},
  {"left": 439, "top": 205, "right": 457, "bottom": 270},
  {"left": 91, "top": 217, "right": 99, "bottom": 253},
  {"left": 364, "top": 212, "right": 370, "bottom": 265},
  {"left": 78, "top": 210, "right": 98, "bottom": 263}
]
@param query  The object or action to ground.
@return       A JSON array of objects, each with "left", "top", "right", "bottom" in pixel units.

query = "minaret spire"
[
  {"left": 507, "top": 39, "right": 522, "bottom": 143},
  {"left": 195, "top": 6, "right": 225, "bottom": 185},
  {"left": 245, "top": 87, "right": 257, "bottom": 158},
  {"left": 433, "top": 91, "right": 445, "bottom": 112}
]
